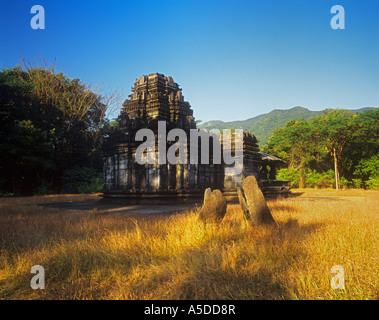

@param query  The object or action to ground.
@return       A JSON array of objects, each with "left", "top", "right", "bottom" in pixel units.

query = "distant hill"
[{"left": 198, "top": 106, "right": 377, "bottom": 146}]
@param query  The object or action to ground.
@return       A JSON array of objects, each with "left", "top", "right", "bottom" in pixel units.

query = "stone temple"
[{"left": 102, "top": 73, "right": 290, "bottom": 201}]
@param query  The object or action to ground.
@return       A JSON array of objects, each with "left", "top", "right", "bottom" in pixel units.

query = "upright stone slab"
[
  {"left": 198, "top": 188, "right": 227, "bottom": 224},
  {"left": 239, "top": 176, "right": 275, "bottom": 226},
  {"left": 237, "top": 186, "right": 249, "bottom": 220}
]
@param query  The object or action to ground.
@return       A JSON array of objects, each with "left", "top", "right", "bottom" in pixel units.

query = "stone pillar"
[
  {"left": 114, "top": 154, "right": 119, "bottom": 190},
  {"left": 209, "top": 164, "right": 215, "bottom": 188},
  {"left": 204, "top": 164, "right": 210, "bottom": 188},
  {"left": 217, "top": 164, "right": 224, "bottom": 189},
  {"left": 168, "top": 163, "right": 176, "bottom": 191},
  {"left": 130, "top": 159, "right": 136, "bottom": 192},
  {"left": 159, "top": 164, "right": 168, "bottom": 190},
  {"left": 167, "top": 164, "right": 172, "bottom": 190},
  {"left": 183, "top": 163, "right": 189, "bottom": 191},
  {"left": 106, "top": 156, "right": 115, "bottom": 192},
  {"left": 126, "top": 153, "right": 132, "bottom": 191},
  {"left": 140, "top": 164, "right": 147, "bottom": 191},
  {"left": 176, "top": 163, "right": 183, "bottom": 191},
  {"left": 197, "top": 164, "right": 203, "bottom": 188},
  {"left": 148, "top": 164, "right": 160, "bottom": 191},
  {"left": 188, "top": 164, "right": 197, "bottom": 189},
  {"left": 154, "top": 164, "right": 160, "bottom": 191},
  {"left": 118, "top": 153, "right": 129, "bottom": 191},
  {"left": 103, "top": 157, "right": 107, "bottom": 191}
]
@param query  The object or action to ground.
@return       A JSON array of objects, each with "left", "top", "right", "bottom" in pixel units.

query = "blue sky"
[{"left": 1, "top": 0, "right": 378, "bottom": 122}]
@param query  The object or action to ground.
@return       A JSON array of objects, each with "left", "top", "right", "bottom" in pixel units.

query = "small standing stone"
[
  {"left": 238, "top": 176, "right": 276, "bottom": 226},
  {"left": 237, "top": 187, "right": 249, "bottom": 220},
  {"left": 198, "top": 188, "right": 227, "bottom": 223}
]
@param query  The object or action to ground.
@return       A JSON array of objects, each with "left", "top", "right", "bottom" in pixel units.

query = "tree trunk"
[
  {"left": 299, "top": 168, "right": 306, "bottom": 188},
  {"left": 333, "top": 147, "right": 340, "bottom": 190}
]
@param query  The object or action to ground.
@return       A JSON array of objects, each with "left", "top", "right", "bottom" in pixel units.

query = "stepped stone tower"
[
  {"left": 121, "top": 73, "right": 196, "bottom": 131},
  {"left": 102, "top": 73, "right": 289, "bottom": 201}
]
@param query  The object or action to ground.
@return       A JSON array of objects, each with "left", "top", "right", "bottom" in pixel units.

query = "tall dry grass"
[{"left": 0, "top": 191, "right": 378, "bottom": 300}]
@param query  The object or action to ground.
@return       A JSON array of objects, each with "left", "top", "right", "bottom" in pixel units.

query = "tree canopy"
[
  {"left": 0, "top": 61, "right": 120, "bottom": 196},
  {"left": 264, "top": 109, "right": 379, "bottom": 189}
]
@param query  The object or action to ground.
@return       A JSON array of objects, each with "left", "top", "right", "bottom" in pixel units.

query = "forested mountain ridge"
[{"left": 199, "top": 106, "right": 376, "bottom": 146}]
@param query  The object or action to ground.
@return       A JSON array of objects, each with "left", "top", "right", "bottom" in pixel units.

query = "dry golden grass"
[{"left": 0, "top": 190, "right": 378, "bottom": 300}]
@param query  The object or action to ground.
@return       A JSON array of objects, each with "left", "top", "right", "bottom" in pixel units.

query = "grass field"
[{"left": 0, "top": 189, "right": 378, "bottom": 300}]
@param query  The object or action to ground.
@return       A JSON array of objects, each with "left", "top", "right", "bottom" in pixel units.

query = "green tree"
[
  {"left": 311, "top": 110, "right": 359, "bottom": 190},
  {"left": 0, "top": 68, "right": 54, "bottom": 195},
  {"left": 0, "top": 60, "right": 121, "bottom": 195},
  {"left": 340, "top": 109, "right": 379, "bottom": 184},
  {"left": 265, "top": 108, "right": 378, "bottom": 189},
  {"left": 354, "top": 155, "right": 379, "bottom": 189},
  {"left": 265, "top": 119, "right": 319, "bottom": 188}
]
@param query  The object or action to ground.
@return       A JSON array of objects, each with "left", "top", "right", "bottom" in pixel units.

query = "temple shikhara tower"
[
  {"left": 102, "top": 73, "right": 289, "bottom": 201},
  {"left": 121, "top": 73, "right": 196, "bottom": 131}
]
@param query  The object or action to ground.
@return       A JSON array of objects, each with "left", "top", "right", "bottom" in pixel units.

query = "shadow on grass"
[
  {"left": 0, "top": 211, "right": 324, "bottom": 300},
  {"left": 121, "top": 218, "right": 324, "bottom": 300},
  {"left": 287, "top": 192, "right": 304, "bottom": 198},
  {"left": 38, "top": 200, "right": 199, "bottom": 215},
  {"left": 268, "top": 204, "right": 300, "bottom": 213}
]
